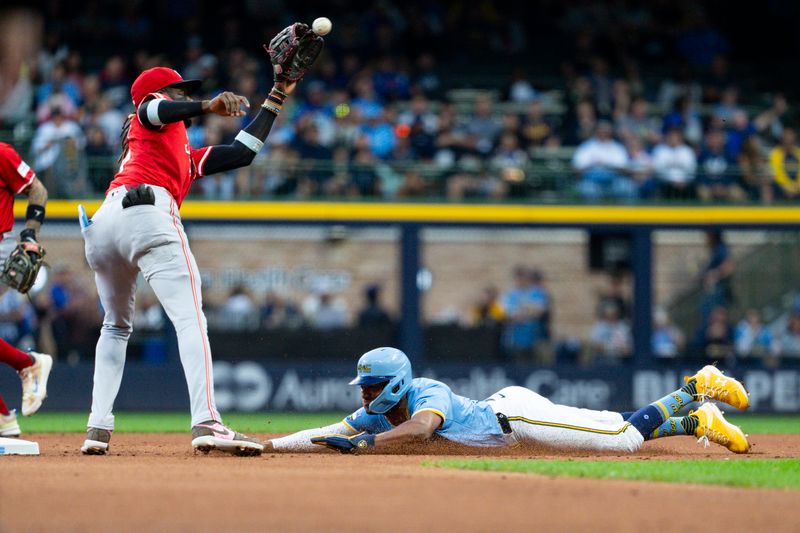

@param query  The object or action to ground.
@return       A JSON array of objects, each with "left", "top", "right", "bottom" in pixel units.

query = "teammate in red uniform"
[
  {"left": 80, "top": 42, "right": 311, "bottom": 455},
  {"left": 0, "top": 142, "right": 53, "bottom": 438}
]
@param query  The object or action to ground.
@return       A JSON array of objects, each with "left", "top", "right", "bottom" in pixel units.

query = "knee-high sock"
[
  {"left": 627, "top": 381, "right": 696, "bottom": 438},
  {"left": 0, "top": 338, "right": 33, "bottom": 371},
  {"left": 0, "top": 393, "right": 9, "bottom": 416},
  {"left": 649, "top": 415, "right": 699, "bottom": 440}
]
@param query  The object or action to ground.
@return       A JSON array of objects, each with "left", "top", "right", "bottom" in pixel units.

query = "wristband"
[
  {"left": 26, "top": 204, "right": 45, "bottom": 224},
  {"left": 234, "top": 130, "right": 265, "bottom": 153},
  {"left": 262, "top": 102, "right": 282, "bottom": 115},
  {"left": 271, "top": 87, "right": 289, "bottom": 100}
]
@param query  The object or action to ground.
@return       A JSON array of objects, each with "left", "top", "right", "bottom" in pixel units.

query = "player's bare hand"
[{"left": 203, "top": 92, "right": 250, "bottom": 117}]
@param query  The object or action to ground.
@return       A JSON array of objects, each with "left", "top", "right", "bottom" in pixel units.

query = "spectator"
[
  {"left": 589, "top": 301, "right": 632, "bottom": 364},
  {"left": 469, "top": 285, "right": 504, "bottom": 327},
  {"left": 220, "top": 284, "right": 258, "bottom": 329},
  {"left": 305, "top": 291, "right": 349, "bottom": 330},
  {"left": 712, "top": 86, "right": 742, "bottom": 124},
  {"left": 0, "top": 285, "right": 37, "bottom": 348},
  {"left": 738, "top": 136, "right": 770, "bottom": 201},
  {"left": 48, "top": 266, "right": 101, "bottom": 360},
  {"left": 260, "top": 292, "right": 303, "bottom": 329},
  {"left": 662, "top": 95, "right": 703, "bottom": 146},
  {"left": 724, "top": 110, "right": 756, "bottom": 159},
  {"left": 520, "top": 99, "right": 555, "bottom": 147},
  {"left": 564, "top": 99, "right": 597, "bottom": 145},
  {"left": 357, "top": 284, "right": 392, "bottom": 328},
  {"left": 500, "top": 267, "right": 534, "bottom": 361},
  {"left": 398, "top": 94, "right": 438, "bottom": 159},
  {"left": 652, "top": 307, "right": 684, "bottom": 360},
  {"left": 462, "top": 95, "right": 502, "bottom": 156},
  {"left": 490, "top": 132, "right": 529, "bottom": 174},
  {"left": 701, "top": 306, "right": 734, "bottom": 362},
  {"left": 371, "top": 56, "right": 410, "bottom": 101},
  {"left": 769, "top": 127, "right": 800, "bottom": 200},
  {"left": 83, "top": 125, "right": 114, "bottom": 192},
  {"left": 572, "top": 121, "right": 633, "bottom": 200},
  {"left": 697, "top": 129, "right": 741, "bottom": 201},
  {"left": 616, "top": 97, "right": 661, "bottom": 147},
  {"left": 597, "top": 270, "right": 631, "bottom": 320},
  {"left": 734, "top": 308, "right": 776, "bottom": 359},
  {"left": 652, "top": 126, "right": 697, "bottom": 200},
  {"left": 360, "top": 107, "right": 397, "bottom": 160},
  {"left": 36, "top": 62, "right": 81, "bottom": 109},
  {"left": 777, "top": 311, "right": 800, "bottom": 359},
  {"left": 700, "top": 230, "right": 735, "bottom": 321},
  {"left": 500, "top": 267, "right": 550, "bottom": 363},
  {"left": 31, "top": 107, "right": 86, "bottom": 197},
  {"left": 412, "top": 53, "right": 442, "bottom": 98},
  {"left": 507, "top": 68, "right": 538, "bottom": 103},
  {"left": 625, "top": 136, "right": 655, "bottom": 198}
]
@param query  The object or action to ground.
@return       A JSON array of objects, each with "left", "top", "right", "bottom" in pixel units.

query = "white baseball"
[{"left": 312, "top": 17, "right": 332, "bottom": 36}]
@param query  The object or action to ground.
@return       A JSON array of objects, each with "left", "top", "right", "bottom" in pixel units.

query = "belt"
[{"left": 495, "top": 412, "right": 513, "bottom": 434}]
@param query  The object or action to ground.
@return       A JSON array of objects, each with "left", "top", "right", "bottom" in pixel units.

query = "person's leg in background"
[
  {"left": 0, "top": 393, "right": 21, "bottom": 437},
  {"left": 0, "top": 338, "right": 52, "bottom": 416}
]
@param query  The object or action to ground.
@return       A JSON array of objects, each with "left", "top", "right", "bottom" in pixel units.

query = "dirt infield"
[{"left": 2, "top": 433, "right": 799, "bottom": 532}]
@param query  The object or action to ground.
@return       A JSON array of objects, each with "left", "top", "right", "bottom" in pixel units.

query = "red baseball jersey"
[
  {"left": 0, "top": 142, "right": 36, "bottom": 234},
  {"left": 108, "top": 93, "right": 211, "bottom": 206}
]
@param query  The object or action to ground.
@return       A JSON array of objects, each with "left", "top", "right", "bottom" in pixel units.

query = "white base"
[{"left": 0, "top": 437, "right": 40, "bottom": 455}]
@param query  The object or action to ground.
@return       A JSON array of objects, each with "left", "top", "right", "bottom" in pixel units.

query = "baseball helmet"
[
  {"left": 131, "top": 67, "right": 202, "bottom": 107},
  {"left": 349, "top": 347, "right": 412, "bottom": 414}
]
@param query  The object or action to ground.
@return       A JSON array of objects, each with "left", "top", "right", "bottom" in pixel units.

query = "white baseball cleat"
[
  {"left": 19, "top": 352, "right": 53, "bottom": 416},
  {"left": 191, "top": 421, "right": 264, "bottom": 456},
  {"left": 0, "top": 409, "right": 21, "bottom": 438}
]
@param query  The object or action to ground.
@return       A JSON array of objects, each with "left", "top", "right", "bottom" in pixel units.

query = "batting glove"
[{"left": 310, "top": 432, "right": 375, "bottom": 454}]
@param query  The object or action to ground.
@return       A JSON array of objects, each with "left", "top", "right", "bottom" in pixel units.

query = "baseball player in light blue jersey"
[{"left": 268, "top": 347, "right": 751, "bottom": 454}]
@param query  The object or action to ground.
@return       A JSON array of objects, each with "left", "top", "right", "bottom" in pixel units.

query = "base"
[{"left": 0, "top": 437, "right": 40, "bottom": 455}]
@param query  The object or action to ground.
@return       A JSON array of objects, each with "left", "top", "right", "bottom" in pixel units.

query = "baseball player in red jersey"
[
  {"left": 0, "top": 142, "right": 53, "bottom": 438},
  {"left": 80, "top": 25, "right": 323, "bottom": 456}
]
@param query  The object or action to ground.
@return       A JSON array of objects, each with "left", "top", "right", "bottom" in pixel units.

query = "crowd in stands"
[
  {"left": 0, "top": 248, "right": 798, "bottom": 365},
  {"left": 1, "top": 1, "right": 798, "bottom": 202}
]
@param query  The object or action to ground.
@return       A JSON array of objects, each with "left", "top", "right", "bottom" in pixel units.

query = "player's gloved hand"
[
  {"left": 310, "top": 432, "right": 375, "bottom": 454},
  {"left": 1, "top": 229, "right": 46, "bottom": 294},
  {"left": 122, "top": 184, "right": 156, "bottom": 209},
  {"left": 264, "top": 22, "right": 324, "bottom": 94}
]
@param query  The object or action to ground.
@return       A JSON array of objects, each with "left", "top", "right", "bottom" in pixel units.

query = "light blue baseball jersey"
[{"left": 342, "top": 377, "right": 506, "bottom": 447}]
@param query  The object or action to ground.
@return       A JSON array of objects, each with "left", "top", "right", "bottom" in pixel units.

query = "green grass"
[
  {"left": 430, "top": 458, "right": 800, "bottom": 490},
  {"left": 726, "top": 415, "right": 800, "bottom": 434},
  {"left": 18, "top": 412, "right": 348, "bottom": 433},
  {"left": 18, "top": 412, "right": 800, "bottom": 435}
]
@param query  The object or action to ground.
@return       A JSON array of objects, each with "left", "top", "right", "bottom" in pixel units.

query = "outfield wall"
[{"left": 1, "top": 362, "right": 797, "bottom": 414}]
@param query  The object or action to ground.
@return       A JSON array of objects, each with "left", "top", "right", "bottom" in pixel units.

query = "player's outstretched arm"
[
  {"left": 374, "top": 411, "right": 442, "bottom": 448},
  {"left": 267, "top": 421, "right": 357, "bottom": 453},
  {"left": 196, "top": 86, "right": 289, "bottom": 177},
  {"left": 311, "top": 411, "right": 442, "bottom": 454}
]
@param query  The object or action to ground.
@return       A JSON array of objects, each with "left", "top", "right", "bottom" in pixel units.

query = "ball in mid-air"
[{"left": 312, "top": 17, "right": 332, "bottom": 36}]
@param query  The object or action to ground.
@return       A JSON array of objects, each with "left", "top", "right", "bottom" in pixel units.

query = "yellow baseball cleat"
[
  {"left": 691, "top": 403, "right": 750, "bottom": 454},
  {"left": 685, "top": 365, "right": 749, "bottom": 410}
]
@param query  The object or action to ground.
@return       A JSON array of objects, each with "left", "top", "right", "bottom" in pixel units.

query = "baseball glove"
[
  {"left": 264, "top": 23, "right": 324, "bottom": 82},
  {"left": 1, "top": 240, "right": 46, "bottom": 294}
]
